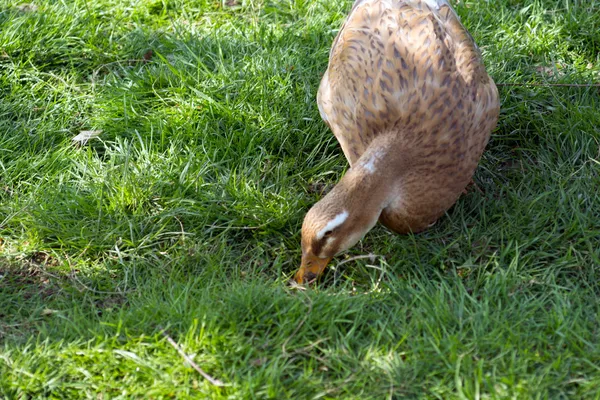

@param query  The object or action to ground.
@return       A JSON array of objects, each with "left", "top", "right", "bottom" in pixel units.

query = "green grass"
[{"left": 1, "top": 0, "right": 599, "bottom": 397}]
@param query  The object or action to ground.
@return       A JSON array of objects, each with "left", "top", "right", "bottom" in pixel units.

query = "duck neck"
[{"left": 332, "top": 141, "right": 404, "bottom": 226}]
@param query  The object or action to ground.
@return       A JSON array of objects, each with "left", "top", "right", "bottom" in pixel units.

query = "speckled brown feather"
[{"left": 317, "top": 0, "right": 499, "bottom": 234}]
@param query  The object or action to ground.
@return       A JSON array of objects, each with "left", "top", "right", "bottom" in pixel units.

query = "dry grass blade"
[{"left": 162, "top": 331, "right": 226, "bottom": 387}]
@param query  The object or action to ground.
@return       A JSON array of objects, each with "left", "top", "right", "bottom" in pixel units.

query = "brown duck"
[{"left": 294, "top": 0, "right": 500, "bottom": 283}]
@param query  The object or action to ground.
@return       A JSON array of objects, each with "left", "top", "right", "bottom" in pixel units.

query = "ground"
[{"left": 1, "top": 0, "right": 599, "bottom": 398}]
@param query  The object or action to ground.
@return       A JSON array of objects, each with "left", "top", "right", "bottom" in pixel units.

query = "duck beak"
[{"left": 294, "top": 253, "right": 332, "bottom": 284}]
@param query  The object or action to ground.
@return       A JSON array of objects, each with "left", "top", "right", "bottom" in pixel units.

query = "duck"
[{"left": 294, "top": 0, "right": 500, "bottom": 283}]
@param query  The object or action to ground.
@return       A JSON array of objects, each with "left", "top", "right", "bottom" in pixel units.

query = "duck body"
[{"left": 295, "top": 0, "right": 499, "bottom": 283}]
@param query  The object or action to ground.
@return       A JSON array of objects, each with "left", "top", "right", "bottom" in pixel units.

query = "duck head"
[{"left": 294, "top": 176, "right": 382, "bottom": 284}]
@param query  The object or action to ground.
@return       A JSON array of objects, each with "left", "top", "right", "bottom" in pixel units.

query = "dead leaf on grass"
[
  {"left": 536, "top": 65, "right": 555, "bottom": 77},
  {"left": 535, "top": 63, "right": 565, "bottom": 78},
  {"left": 72, "top": 130, "right": 102, "bottom": 145},
  {"left": 250, "top": 357, "right": 267, "bottom": 366},
  {"left": 143, "top": 49, "right": 153, "bottom": 62},
  {"left": 16, "top": 3, "right": 38, "bottom": 12}
]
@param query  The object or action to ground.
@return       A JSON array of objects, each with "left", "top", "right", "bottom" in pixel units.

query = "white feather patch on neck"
[{"left": 316, "top": 211, "right": 349, "bottom": 240}]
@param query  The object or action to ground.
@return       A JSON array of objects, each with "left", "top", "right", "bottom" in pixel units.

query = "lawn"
[{"left": 1, "top": 0, "right": 599, "bottom": 398}]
